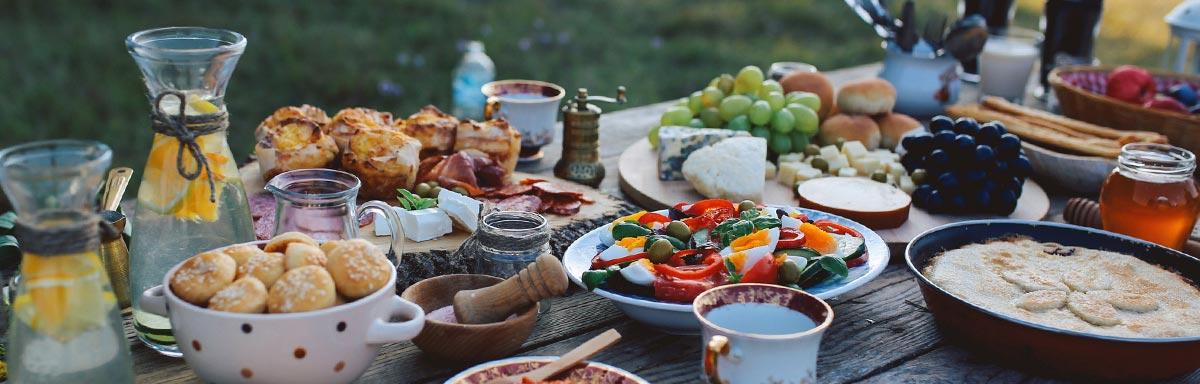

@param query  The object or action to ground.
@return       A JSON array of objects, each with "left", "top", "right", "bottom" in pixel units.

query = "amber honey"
[{"left": 1100, "top": 144, "right": 1200, "bottom": 250}]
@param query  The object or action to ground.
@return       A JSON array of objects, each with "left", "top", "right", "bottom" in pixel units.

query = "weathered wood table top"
[{"left": 129, "top": 64, "right": 1200, "bottom": 383}]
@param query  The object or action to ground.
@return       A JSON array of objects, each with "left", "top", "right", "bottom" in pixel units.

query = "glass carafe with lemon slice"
[
  {"left": 126, "top": 27, "right": 255, "bottom": 357},
  {"left": 0, "top": 140, "right": 134, "bottom": 383}
]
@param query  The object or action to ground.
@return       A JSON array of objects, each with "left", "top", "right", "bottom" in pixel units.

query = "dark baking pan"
[{"left": 906, "top": 220, "right": 1200, "bottom": 382}]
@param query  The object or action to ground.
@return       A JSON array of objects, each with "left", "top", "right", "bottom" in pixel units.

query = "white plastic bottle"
[{"left": 452, "top": 41, "right": 495, "bottom": 120}]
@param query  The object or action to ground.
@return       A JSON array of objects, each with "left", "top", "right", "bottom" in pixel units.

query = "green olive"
[
  {"left": 779, "top": 259, "right": 803, "bottom": 285},
  {"left": 804, "top": 144, "right": 821, "bottom": 157},
  {"left": 665, "top": 221, "right": 691, "bottom": 241},
  {"left": 429, "top": 186, "right": 444, "bottom": 197},
  {"left": 871, "top": 171, "right": 888, "bottom": 183},
  {"left": 810, "top": 158, "right": 830, "bottom": 173},
  {"left": 910, "top": 169, "right": 928, "bottom": 185},
  {"left": 452, "top": 186, "right": 469, "bottom": 196},
  {"left": 647, "top": 240, "right": 674, "bottom": 264},
  {"left": 427, "top": 181, "right": 440, "bottom": 189},
  {"left": 414, "top": 183, "right": 432, "bottom": 197},
  {"left": 834, "top": 138, "right": 846, "bottom": 149},
  {"left": 738, "top": 200, "right": 757, "bottom": 212}
]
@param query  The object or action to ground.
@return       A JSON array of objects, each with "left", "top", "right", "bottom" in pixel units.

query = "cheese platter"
[{"left": 618, "top": 137, "right": 1049, "bottom": 245}]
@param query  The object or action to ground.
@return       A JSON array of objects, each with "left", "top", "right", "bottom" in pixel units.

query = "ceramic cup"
[
  {"left": 139, "top": 241, "right": 424, "bottom": 384},
  {"left": 482, "top": 79, "right": 565, "bottom": 161},
  {"left": 878, "top": 43, "right": 961, "bottom": 117},
  {"left": 693, "top": 284, "right": 833, "bottom": 384}
]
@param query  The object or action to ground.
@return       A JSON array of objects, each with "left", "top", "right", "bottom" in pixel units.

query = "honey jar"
[{"left": 1100, "top": 144, "right": 1200, "bottom": 250}]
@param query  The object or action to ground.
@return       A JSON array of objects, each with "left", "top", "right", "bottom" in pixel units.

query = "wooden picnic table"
[{"left": 128, "top": 64, "right": 1200, "bottom": 383}]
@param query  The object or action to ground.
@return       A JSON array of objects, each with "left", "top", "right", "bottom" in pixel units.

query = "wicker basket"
[{"left": 1049, "top": 65, "right": 1200, "bottom": 155}]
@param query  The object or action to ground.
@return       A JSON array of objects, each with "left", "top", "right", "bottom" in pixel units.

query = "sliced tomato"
[
  {"left": 739, "top": 255, "right": 780, "bottom": 284},
  {"left": 679, "top": 199, "right": 736, "bottom": 216},
  {"left": 653, "top": 277, "right": 715, "bottom": 303},
  {"left": 777, "top": 227, "right": 806, "bottom": 249},
  {"left": 813, "top": 220, "right": 862, "bottom": 238},
  {"left": 655, "top": 254, "right": 723, "bottom": 279},
  {"left": 669, "top": 249, "right": 699, "bottom": 266},
  {"left": 637, "top": 212, "right": 672, "bottom": 226},
  {"left": 846, "top": 253, "right": 868, "bottom": 268},
  {"left": 591, "top": 252, "right": 647, "bottom": 269}
]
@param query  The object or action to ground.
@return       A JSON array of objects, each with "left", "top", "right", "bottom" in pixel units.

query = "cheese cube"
[
  {"left": 886, "top": 162, "right": 906, "bottom": 178},
  {"left": 657, "top": 126, "right": 750, "bottom": 180},
  {"left": 376, "top": 207, "right": 453, "bottom": 242},
  {"left": 778, "top": 162, "right": 803, "bottom": 187},
  {"left": 765, "top": 162, "right": 777, "bottom": 180},
  {"left": 827, "top": 155, "right": 850, "bottom": 173},
  {"left": 819, "top": 145, "right": 840, "bottom": 160},
  {"left": 899, "top": 176, "right": 916, "bottom": 194},
  {"left": 840, "top": 141, "right": 869, "bottom": 159},
  {"left": 778, "top": 153, "right": 805, "bottom": 163},
  {"left": 852, "top": 157, "right": 881, "bottom": 175},
  {"left": 795, "top": 167, "right": 823, "bottom": 183},
  {"left": 836, "top": 167, "right": 857, "bottom": 177},
  {"left": 438, "top": 189, "right": 482, "bottom": 232}
]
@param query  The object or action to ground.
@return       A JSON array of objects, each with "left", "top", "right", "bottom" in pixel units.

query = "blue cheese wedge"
[{"left": 657, "top": 126, "right": 750, "bottom": 181}]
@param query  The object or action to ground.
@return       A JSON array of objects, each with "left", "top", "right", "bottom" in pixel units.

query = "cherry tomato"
[
  {"left": 739, "top": 255, "right": 780, "bottom": 284},
  {"left": 653, "top": 277, "right": 715, "bottom": 303},
  {"left": 776, "top": 227, "right": 806, "bottom": 249},
  {"left": 680, "top": 199, "right": 736, "bottom": 216},
  {"left": 637, "top": 212, "right": 671, "bottom": 226}
]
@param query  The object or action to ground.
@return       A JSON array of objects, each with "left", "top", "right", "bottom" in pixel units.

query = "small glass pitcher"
[{"left": 265, "top": 169, "right": 405, "bottom": 258}]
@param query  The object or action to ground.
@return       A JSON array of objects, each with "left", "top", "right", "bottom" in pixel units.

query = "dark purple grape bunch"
[{"left": 899, "top": 116, "right": 1031, "bottom": 215}]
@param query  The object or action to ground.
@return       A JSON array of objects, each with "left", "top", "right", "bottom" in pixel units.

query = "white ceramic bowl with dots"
[{"left": 140, "top": 241, "right": 424, "bottom": 384}]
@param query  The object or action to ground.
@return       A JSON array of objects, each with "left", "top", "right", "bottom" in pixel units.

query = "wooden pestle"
[{"left": 453, "top": 253, "right": 569, "bottom": 324}]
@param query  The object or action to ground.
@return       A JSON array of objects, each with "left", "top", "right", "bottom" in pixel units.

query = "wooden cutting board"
[
  {"left": 238, "top": 162, "right": 624, "bottom": 253},
  {"left": 618, "top": 138, "right": 1050, "bottom": 245}
]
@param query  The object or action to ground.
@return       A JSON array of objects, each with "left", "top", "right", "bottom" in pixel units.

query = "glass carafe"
[
  {"left": 0, "top": 140, "right": 134, "bottom": 383},
  {"left": 265, "top": 169, "right": 405, "bottom": 258},
  {"left": 126, "top": 27, "right": 254, "bottom": 357}
]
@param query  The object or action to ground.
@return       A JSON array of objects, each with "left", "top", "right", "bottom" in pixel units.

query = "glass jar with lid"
[{"left": 1100, "top": 143, "right": 1200, "bottom": 250}]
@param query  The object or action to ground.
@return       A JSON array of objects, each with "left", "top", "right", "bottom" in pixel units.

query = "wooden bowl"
[
  {"left": 1049, "top": 65, "right": 1200, "bottom": 155},
  {"left": 400, "top": 274, "right": 539, "bottom": 362},
  {"left": 1021, "top": 140, "right": 1114, "bottom": 195}
]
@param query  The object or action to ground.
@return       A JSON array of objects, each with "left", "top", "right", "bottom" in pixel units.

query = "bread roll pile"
[
  {"left": 818, "top": 78, "right": 922, "bottom": 151},
  {"left": 169, "top": 232, "right": 392, "bottom": 314}
]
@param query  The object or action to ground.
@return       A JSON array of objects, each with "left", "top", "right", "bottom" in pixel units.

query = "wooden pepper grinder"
[
  {"left": 554, "top": 86, "right": 626, "bottom": 187},
  {"left": 453, "top": 253, "right": 569, "bottom": 324}
]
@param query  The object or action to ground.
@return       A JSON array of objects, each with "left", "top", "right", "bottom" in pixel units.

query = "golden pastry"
[
  {"left": 264, "top": 231, "right": 319, "bottom": 253},
  {"left": 454, "top": 118, "right": 521, "bottom": 181},
  {"left": 255, "top": 118, "right": 338, "bottom": 180},
  {"left": 208, "top": 277, "right": 269, "bottom": 314},
  {"left": 237, "top": 251, "right": 286, "bottom": 287},
  {"left": 254, "top": 104, "right": 330, "bottom": 141},
  {"left": 223, "top": 244, "right": 266, "bottom": 268},
  {"left": 267, "top": 265, "right": 337, "bottom": 313},
  {"left": 170, "top": 250, "right": 238, "bottom": 306},
  {"left": 340, "top": 128, "right": 421, "bottom": 199},
  {"left": 324, "top": 107, "right": 403, "bottom": 152},
  {"left": 284, "top": 242, "right": 327, "bottom": 270},
  {"left": 320, "top": 239, "right": 349, "bottom": 256},
  {"left": 403, "top": 105, "right": 459, "bottom": 157},
  {"left": 325, "top": 239, "right": 392, "bottom": 299}
]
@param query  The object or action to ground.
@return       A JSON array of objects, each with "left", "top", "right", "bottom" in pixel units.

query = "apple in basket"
[
  {"left": 1105, "top": 65, "right": 1156, "bottom": 104},
  {"left": 1144, "top": 95, "right": 1190, "bottom": 114}
]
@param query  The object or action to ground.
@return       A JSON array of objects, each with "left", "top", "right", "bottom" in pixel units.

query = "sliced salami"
[
  {"left": 485, "top": 183, "right": 533, "bottom": 198},
  {"left": 547, "top": 199, "right": 582, "bottom": 215},
  {"left": 494, "top": 195, "right": 543, "bottom": 213}
]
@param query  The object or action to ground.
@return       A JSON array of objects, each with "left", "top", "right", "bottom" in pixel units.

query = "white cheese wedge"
[
  {"left": 657, "top": 126, "right": 751, "bottom": 181},
  {"left": 778, "top": 162, "right": 803, "bottom": 187},
  {"left": 437, "top": 189, "right": 482, "bottom": 232},
  {"left": 853, "top": 157, "right": 882, "bottom": 175},
  {"left": 377, "top": 207, "right": 452, "bottom": 242},
  {"left": 819, "top": 145, "right": 840, "bottom": 160},
  {"left": 840, "top": 140, "right": 869, "bottom": 159},
  {"left": 682, "top": 136, "right": 767, "bottom": 202},
  {"left": 827, "top": 154, "right": 850, "bottom": 173}
]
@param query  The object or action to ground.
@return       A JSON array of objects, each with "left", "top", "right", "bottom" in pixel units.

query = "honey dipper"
[{"left": 453, "top": 253, "right": 569, "bottom": 324}]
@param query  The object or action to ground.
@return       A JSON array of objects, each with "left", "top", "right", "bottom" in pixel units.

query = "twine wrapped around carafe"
[{"left": 149, "top": 91, "right": 229, "bottom": 203}]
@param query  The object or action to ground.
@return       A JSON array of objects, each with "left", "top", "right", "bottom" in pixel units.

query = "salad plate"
[{"left": 564, "top": 201, "right": 888, "bottom": 333}]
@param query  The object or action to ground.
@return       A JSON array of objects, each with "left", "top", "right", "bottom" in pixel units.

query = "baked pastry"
[
  {"left": 319, "top": 239, "right": 348, "bottom": 256},
  {"left": 170, "top": 250, "right": 238, "bottom": 306},
  {"left": 267, "top": 265, "right": 337, "bottom": 313},
  {"left": 875, "top": 113, "right": 922, "bottom": 150},
  {"left": 208, "top": 277, "right": 269, "bottom": 313},
  {"left": 237, "top": 251, "right": 285, "bottom": 287},
  {"left": 340, "top": 128, "right": 421, "bottom": 199},
  {"left": 819, "top": 114, "right": 882, "bottom": 150},
  {"left": 324, "top": 107, "right": 404, "bottom": 152},
  {"left": 325, "top": 239, "right": 392, "bottom": 299},
  {"left": 254, "top": 105, "right": 330, "bottom": 141},
  {"left": 836, "top": 79, "right": 896, "bottom": 115},
  {"left": 454, "top": 119, "right": 521, "bottom": 181},
  {"left": 403, "top": 105, "right": 459, "bottom": 157},
  {"left": 223, "top": 244, "right": 266, "bottom": 268},
  {"left": 284, "top": 242, "right": 327, "bottom": 270},
  {"left": 780, "top": 71, "right": 835, "bottom": 119},
  {"left": 254, "top": 117, "right": 339, "bottom": 180},
  {"left": 264, "top": 232, "right": 319, "bottom": 253}
]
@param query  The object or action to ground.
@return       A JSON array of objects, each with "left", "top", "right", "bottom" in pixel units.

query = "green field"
[{"left": 0, "top": 0, "right": 1177, "bottom": 181}]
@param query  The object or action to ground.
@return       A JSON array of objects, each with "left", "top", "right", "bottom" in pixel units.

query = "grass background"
[{"left": 0, "top": 0, "right": 1181, "bottom": 185}]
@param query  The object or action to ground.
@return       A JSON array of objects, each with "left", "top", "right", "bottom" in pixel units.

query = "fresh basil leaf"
[
  {"left": 739, "top": 208, "right": 760, "bottom": 220},
  {"left": 819, "top": 255, "right": 849, "bottom": 278},
  {"left": 0, "top": 211, "right": 15, "bottom": 232},
  {"left": 751, "top": 217, "right": 781, "bottom": 230}
]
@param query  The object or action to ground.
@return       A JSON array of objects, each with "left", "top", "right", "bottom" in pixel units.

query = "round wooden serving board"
[
  {"left": 238, "top": 162, "right": 624, "bottom": 253},
  {"left": 618, "top": 138, "right": 1050, "bottom": 245}
]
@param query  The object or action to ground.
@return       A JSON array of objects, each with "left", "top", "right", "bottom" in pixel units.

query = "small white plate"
[{"left": 563, "top": 206, "right": 889, "bottom": 334}]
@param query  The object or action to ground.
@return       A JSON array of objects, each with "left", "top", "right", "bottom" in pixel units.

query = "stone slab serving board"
[{"left": 618, "top": 138, "right": 1050, "bottom": 245}]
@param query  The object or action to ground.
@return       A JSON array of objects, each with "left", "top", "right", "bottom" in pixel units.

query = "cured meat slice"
[
  {"left": 485, "top": 184, "right": 534, "bottom": 198},
  {"left": 494, "top": 195, "right": 542, "bottom": 212},
  {"left": 547, "top": 199, "right": 582, "bottom": 215}
]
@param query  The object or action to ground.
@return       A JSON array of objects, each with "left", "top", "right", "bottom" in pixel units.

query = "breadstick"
[
  {"left": 946, "top": 104, "right": 1122, "bottom": 158},
  {"left": 982, "top": 96, "right": 1167, "bottom": 143}
]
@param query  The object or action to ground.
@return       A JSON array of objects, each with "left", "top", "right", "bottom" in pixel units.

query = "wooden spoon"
[{"left": 485, "top": 329, "right": 622, "bottom": 384}]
